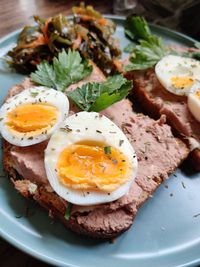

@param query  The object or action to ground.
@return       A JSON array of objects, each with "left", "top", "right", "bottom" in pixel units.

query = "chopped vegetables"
[{"left": 7, "top": 3, "right": 121, "bottom": 75}]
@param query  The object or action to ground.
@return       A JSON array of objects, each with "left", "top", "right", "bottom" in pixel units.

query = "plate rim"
[{"left": 0, "top": 14, "right": 199, "bottom": 267}]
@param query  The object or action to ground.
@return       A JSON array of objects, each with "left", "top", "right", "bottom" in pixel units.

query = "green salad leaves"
[
  {"left": 31, "top": 50, "right": 132, "bottom": 112},
  {"left": 68, "top": 75, "right": 132, "bottom": 112},
  {"left": 124, "top": 16, "right": 165, "bottom": 71},
  {"left": 124, "top": 16, "right": 200, "bottom": 71},
  {"left": 31, "top": 50, "right": 92, "bottom": 91}
]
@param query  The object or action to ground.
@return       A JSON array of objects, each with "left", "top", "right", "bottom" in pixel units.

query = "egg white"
[
  {"left": 155, "top": 55, "right": 200, "bottom": 96},
  {"left": 188, "top": 85, "right": 200, "bottom": 122},
  {"left": 0, "top": 87, "right": 69, "bottom": 146},
  {"left": 45, "top": 111, "right": 138, "bottom": 206}
]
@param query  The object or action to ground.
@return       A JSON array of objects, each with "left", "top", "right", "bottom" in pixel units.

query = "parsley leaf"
[
  {"left": 68, "top": 74, "right": 132, "bottom": 112},
  {"left": 31, "top": 50, "right": 92, "bottom": 91},
  {"left": 125, "top": 15, "right": 151, "bottom": 41},
  {"left": 124, "top": 15, "right": 165, "bottom": 71}
]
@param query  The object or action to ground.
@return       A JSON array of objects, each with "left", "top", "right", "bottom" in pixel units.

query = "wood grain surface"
[
  {"left": 0, "top": 2, "right": 112, "bottom": 266},
  {"left": 0, "top": 0, "right": 113, "bottom": 38}
]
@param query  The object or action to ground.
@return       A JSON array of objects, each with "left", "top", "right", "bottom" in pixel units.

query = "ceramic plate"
[{"left": 0, "top": 15, "right": 200, "bottom": 267}]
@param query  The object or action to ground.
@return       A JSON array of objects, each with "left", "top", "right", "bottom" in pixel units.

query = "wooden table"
[
  {"left": 0, "top": 0, "right": 113, "bottom": 38},
  {"left": 0, "top": 2, "right": 113, "bottom": 266}
]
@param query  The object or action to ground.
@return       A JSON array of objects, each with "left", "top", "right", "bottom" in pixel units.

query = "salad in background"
[{"left": 7, "top": 3, "right": 121, "bottom": 75}]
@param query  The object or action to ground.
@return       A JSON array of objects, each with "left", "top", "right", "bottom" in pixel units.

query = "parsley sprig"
[
  {"left": 124, "top": 16, "right": 200, "bottom": 71},
  {"left": 30, "top": 50, "right": 132, "bottom": 112},
  {"left": 68, "top": 75, "right": 132, "bottom": 112},
  {"left": 124, "top": 16, "right": 165, "bottom": 71},
  {"left": 31, "top": 50, "right": 92, "bottom": 91}
]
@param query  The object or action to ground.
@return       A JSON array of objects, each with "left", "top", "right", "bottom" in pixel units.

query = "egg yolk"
[
  {"left": 6, "top": 103, "right": 58, "bottom": 135},
  {"left": 57, "top": 144, "right": 132, "bottom": 192},
  {"left": 195, "top": 90, "right": 200, "bottom": 100},
  {"left": 171, "top": 76, "right": 194, "bottom": 89}
]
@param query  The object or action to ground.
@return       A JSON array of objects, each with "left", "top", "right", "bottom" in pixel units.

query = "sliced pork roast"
[{"left": 125, "top": 69, "right": 200, "bottom": 171}]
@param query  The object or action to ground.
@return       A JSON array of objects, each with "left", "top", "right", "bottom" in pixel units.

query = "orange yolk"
[
  {"left": 57, "top": 144, "right": 132, "bottom": 192},
  {"left": 195, "top": 90, "right": 200, "bottom": 100},
  {"left": 6, "top": 103, "right": 58, "bottom": 135},
  {"left": 171, "top": 76, "right": 194, "bottom": 89}
]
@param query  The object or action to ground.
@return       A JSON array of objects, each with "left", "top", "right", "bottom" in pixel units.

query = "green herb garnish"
[
  {"left": 60, "top": 126, "right": 72, "bottom": 133},
  {"left": 68, "top": 74, "right": 132, "bottom": 112},
  {"left": 104, "top": 146, "right": 111, "bottom": 154},
  {"left": 124, "top": 15, "right": 165, "bottom": 71},
  {"left": 31, "top": 50, "right": 92, "bottom": 91},
  {"left": 65, "top": 203, "right": 72, "bottom": 220},
  {"left": 124, "top": 16, "right": 200, "bottom": 71},
  {"left": 30, "top": 91, "right": 39, "bottom": 97}
]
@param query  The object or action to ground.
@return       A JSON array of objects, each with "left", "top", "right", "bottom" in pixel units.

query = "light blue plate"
[{"left": 0, "top": 16, "right": 200, "bottom": 267}]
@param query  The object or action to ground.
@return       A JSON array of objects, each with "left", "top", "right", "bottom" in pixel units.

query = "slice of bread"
[
  {"left": 3, "top": 65, "right": 189, "bottom": 239},
  {"left": 125, "top": 69, "right": 200, "bottom": 171}
]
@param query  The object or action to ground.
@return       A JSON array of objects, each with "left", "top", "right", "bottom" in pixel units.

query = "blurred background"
[
  {"left": 0, "top": 0, "right": 200, "bottom": 266},
  {"left": 0, "top": 0, "right": 200, "bottom": 40}
]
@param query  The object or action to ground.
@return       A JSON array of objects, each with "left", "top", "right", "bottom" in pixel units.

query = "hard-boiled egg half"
[
  {"left": 0, "top": 87, "right": 69, "bottom": 146},
  {"left": 155, "top": 55, "right": 200, "bottom": 96},
  {"left": 45, "top": 112, "right": 138, "bottom": 205},
  {"left": 188, "top": 88, "right": 200, "bottom": 122}
]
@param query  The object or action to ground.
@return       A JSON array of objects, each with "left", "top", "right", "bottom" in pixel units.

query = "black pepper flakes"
[
  {"left": 119, "top": 140, "right": 124, "bottom": 146},
  {"left": 181, "top": 181, "right": 186, "bottom": 189}
]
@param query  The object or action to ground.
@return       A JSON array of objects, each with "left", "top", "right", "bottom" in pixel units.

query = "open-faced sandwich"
[
  {"left": 123, "top": 16, "right": 200, "bottom": 171},
  {"left": 1, "top": 4, "right": 199, "bottom": 239}
]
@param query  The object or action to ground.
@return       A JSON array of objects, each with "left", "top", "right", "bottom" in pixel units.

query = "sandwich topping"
[
  {"left": 155, "top": 55, "right": 200, "bottom": 96},
  {"left": 45, "top": 112, "right": 137, "bottom": 206},
  {"left": 0, "top": 87, "right": 69, "bottom": 146}
]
